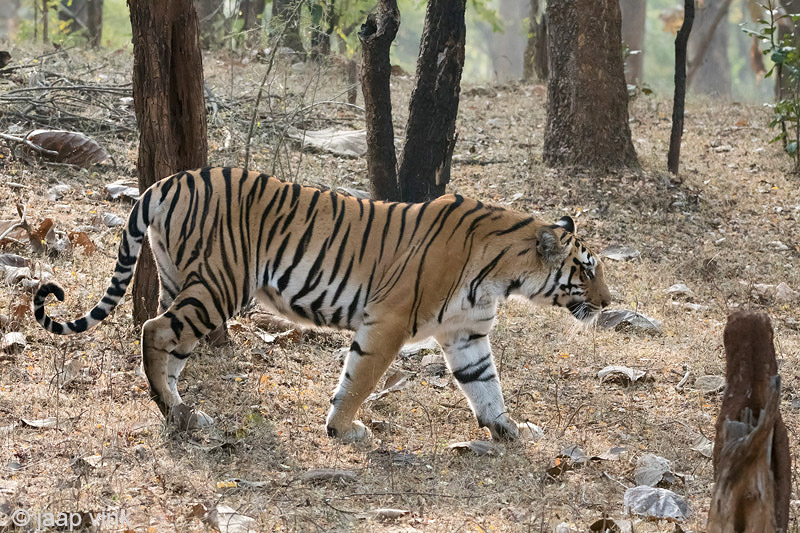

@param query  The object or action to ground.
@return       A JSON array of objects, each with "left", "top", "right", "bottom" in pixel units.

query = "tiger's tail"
[{"left": 33, "top": 186, "right": 158, "bottom": 335}]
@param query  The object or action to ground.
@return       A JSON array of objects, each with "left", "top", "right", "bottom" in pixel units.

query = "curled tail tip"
[{"left": 35, "top": 282, "right": 65, "bottom": 303}]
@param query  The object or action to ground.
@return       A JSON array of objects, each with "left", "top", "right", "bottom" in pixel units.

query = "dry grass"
[{"left": 1, "top": 46, "right": 800, "bottom": 532}]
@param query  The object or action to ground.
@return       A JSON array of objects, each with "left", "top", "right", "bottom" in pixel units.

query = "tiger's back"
[{"left": 34, "top": 167, "right": 611, "bottom": 440}]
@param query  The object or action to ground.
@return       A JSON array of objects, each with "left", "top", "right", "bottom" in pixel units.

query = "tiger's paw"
[
  {"left": 326, "top": 420, "right": 371, "bottom": 443},
  {"left": 169, "top": 403, "right": 214, "bottom": 430}
]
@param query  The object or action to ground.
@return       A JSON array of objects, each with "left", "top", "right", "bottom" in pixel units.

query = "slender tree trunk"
[
  {"left": 688, "top": 0, "right": 732, "bottom": 97},
  {"left": 87, "top": 0, "right": 103, "bottom": 47},
  {"left": 272, "top": 0, "right": 305, "bottom": 54},
  {"left": 310, "top": 0, "right": 334, "bottom": 60},
  {"left": 359, "top": 0, "right": 400, "bottom": 201},
  {"left": 486, "top": 0, "right": 525, "bottom": 82},
  {"left": 41, "top": 0, "right": 48, "bottom": 44},
  {"left": 241, "top": 0, "right": 265, "bottom": 46},
  {"left": 543, "top": 0, "right": 637, "bottom": 169},
  {"left": 127, "top": 0, "right": 207, "bottom": 326},
  {"left": 523, "top": 0, "right": 547, "bottom": 82},
  {"left": 620, "top": 0, "right": 646, "bottom": 85},
  {"left": 59, "top": 0, "right": 88, "bottom": 34},
  {"left": 397, "top": 0, "right": 466, "bottom": 202},
  {"left": 195, "top": 0, "right": 225, "bottom": 49},
  {"left": 668, "top": 0, "right": 694, "bottom": 175}
]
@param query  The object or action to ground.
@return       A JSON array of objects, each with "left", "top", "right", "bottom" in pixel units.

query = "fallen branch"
[{"left": 0, "top": 132, "right": 59, "bottom": 158}]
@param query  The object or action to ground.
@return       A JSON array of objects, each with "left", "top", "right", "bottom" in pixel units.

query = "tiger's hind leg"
[
  {"left": 326, "top": 323, "right": 407, "bottom": 442},
  {"left": 141, "top": 284, "right": 224, "bottom": 430}
]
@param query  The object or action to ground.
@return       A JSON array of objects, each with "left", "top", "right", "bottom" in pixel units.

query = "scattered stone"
[
  {"left": 597, "top": 365, "right": 648, "bottom": 385},
  {"left": 597, "top": 310, "right": 662, "bottom": 335},
  {"left": 691, "top": 435, "right": 713, "bottom": 458},
  {"left": 601, "top": 245, "right": 641, "bottom": 262},
  {"left": 448, "top": 440, "right": 499, "bottom": 456},
  {"left": 634, "top": 453, "right": 676, "bottom": 487},
  {"left": 623, "top": 486, "right": 690, "bottom": 521},
  {"left": 299, "top": 468, "right": 357, "bottom": 483},
  {"left": 0, "top": 332, "right": 26, "bottom": 354},
  {"left": 666, "top": 283, "right": 695, "bottom": 299},
  {"left": 694, "top": 375, "right": 725, "bottom": 394}
]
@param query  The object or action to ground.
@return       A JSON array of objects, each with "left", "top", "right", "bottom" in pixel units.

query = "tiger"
[{"left": 34, "top": 167, "right": 611, "bottom": 442}]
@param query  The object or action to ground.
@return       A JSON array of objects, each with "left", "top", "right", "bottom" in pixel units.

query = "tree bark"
[
  {"left": 359, "top": 0, "right": 400, "bottom": 201},
  {"left": 523, "top": 0, "right": 547, "bottom": 82},
  {"left": 707, "top": 312, "right": 791, "bottom": 533},
  {"left": 543, "top": 0, "right": 637, "bottom": 170},
  {"left": 688, "top": 0, "right": 732, "bottom": 97},
  {"left": 87, "top": 0, "right": 102, "bottom": 47},
  {"left": 668, "top": 0, "right": 694, "bottom": 176},
  {"left": 127, "top": 0, "right": 208, "bottom": 326},
  {"left": 620, "top": 0, "right": 646, "bottom": 85},
  {"left": 397, "top": 0, "right": 466, "bottom": 202}
]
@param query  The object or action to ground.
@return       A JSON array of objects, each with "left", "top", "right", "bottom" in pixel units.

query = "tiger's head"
[{"left": 518, "top": 215, "right": 611, "bottom": 322}]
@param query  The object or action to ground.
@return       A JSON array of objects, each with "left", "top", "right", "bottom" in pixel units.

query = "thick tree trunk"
[
  {"left": 272, "top": 0, "right": 305, "bottom": 54},
  {"left": 127, "top": 0, "right": 208, "bottom": 326},
  {"left": 620, "top": 0, "right": 646, "bottom": 85},
  {"left": 707, "top": 312, "right": 791, "bottom": 533},
  {"left": 523, "top": 0, "right": 547, "bottom": 82},
  {"left": 87, "top": 0, "right": 102, "bottom": 47},
  {"left": 359, "top": 0, "right": 400, "bottom": 201},
  {"left": 543, "top": 0, "right": 637, "bottom": 169},
  {"left": 668, "top": 0, "right": 693, "bottom": 175},
  {"left": 688, "top": 0, "right": 731, "bottom": 97},
  {"left": 397, "top": 0, "right": 466, "bottom": 202}
]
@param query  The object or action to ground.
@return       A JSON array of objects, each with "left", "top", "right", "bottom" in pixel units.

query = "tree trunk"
[
  {"left": 41, "top": 0, "right": 48, "bottom": 44},
  {"left": 486, "top": 0, "right": 526, "bottom": 83},
  {"left": 272, "top": 0, "right": 305, "bottom": 54},
  {"left": 310, "top": 0, "right": 334, "bottom": 61},
  {"left": 523, "top": 0, "right": 547, "bottom": 82},
  {"left": 620, "top": 0, "right": 646, "bottom": 85},
  {"left": 59, "top": 0, "right": 88, "bottom": 34},
  {"left": 543, "top": 0, "right": 637, "bottom": 170},
  {"left": 397, "top": 0, "right": 466, "bottom": 202},
  {"left": 195, "top": 0, "right": 225, "bottom": 49},
  {"left": 707, "top": 312, "right": 791, "bottom": 533},
  {"left": 359, "top": 0, "right": 400, "bottom": 201},
  {"left": 87, "top": 0, "right": 102, "bottom": 47},
  {"left": 688, "top": 0, "right": 731, "bottom": 97},
  {"left": 668, "top": 0, "right": 694, "bottom": 176},
  {"left": 241, "top": 0, "right": 265, "bottom": 46},
  {"left": 127, "top": 0, "right": 208, "bottom": 326}
]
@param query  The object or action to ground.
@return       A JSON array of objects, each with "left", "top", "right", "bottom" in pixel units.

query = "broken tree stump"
[{"left": 707, "top": 311, "right": 790, "bottom": 533}]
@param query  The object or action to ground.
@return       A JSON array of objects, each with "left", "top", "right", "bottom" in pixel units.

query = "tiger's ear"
[
  {"left": 556, "top": 215, "right": 576, "bottom": 234},
  {"left": 536, "top": 227, "right": 568, "bottom": 265}
]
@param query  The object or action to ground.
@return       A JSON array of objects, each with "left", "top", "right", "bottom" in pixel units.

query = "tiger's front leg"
[
  {"left": 438, "top": 331, "right": 521, "bottom": 441},
  {"left": 326, "top": 324, "right": 406, "bottom": 442}
]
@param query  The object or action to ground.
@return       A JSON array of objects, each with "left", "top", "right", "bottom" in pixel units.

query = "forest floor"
[{"left": 1, "top": 45, "right": 800, "bottom": 532}]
